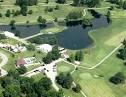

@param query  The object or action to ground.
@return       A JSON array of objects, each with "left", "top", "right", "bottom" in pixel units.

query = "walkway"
[{"left": 23, "top": 33, "right": 44, "bottom": 40}]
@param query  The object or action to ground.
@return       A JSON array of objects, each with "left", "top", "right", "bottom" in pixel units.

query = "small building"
[
  {"left": 16, "top": 58, "right": 26, "bottom": 67},
  {"left": 36, "top": 44, "right": 52, "bottom": 53}
]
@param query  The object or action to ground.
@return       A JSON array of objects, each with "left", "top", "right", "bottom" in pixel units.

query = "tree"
[
  {"left": 43, "top": 45, "right": 60, "bottom": 64},
  {"left": 109, "top": 72, "right": 125, "bottom": 84},
  {"left": 109, "top": 0, "right": 120, "bottom": 4},
  {"left": 16, "top": 66, "right": 27, "bottom": 74},
  {"left": 13, "top": 10, "right": 20, "bottom": 16},
  {"left": 72, "top": 84, "right": 81, "bottom": 93},
  {"left": 66, "top": 11, "right": 82, "bottom": 21},
  {"left": 43, "top": 53, "right": 53, "bottom": 64},
  {"left": 38, "top": 77, "right": 52, "bottom": 90},
  {"left": 26, "top": 44, "right": 35, "bottom": 51},
  {"left": 0, "top": 34, "right": 6, "bottom": 40},
  {"left": 37, "top": 16, "right": 47, "bottom": 25},
  {"left": 3, "top": 84, "right": 21, "bottom": 97},
  {"left": 10, "top": 20, "right": 16, "bottom": 26},
  {"left": 5, "top": 9, "right": 11, "bottom": 17},
  {"left": 46, "top": 0, "right": 49, "bottom": 4},
  {"left": 75, "top": 50, "right": 83, "bottom": 61},
  {"left": 56, "top": 0, "right": 66, "bottom": 4},
  {"left": 56, "top": 73, "right": 73, "bottom": 89},
  {"left": 0, "top": 13, "right": 2, "bottom": 17},
  {"left": 86, "top": 0, "right": 101, "bottom": 7},
  {"left": 20, "top": 5, "right": 28, "bottom": 16},
  {"left": 67, "top": 54, "right": 75, "bottom": 63},
  {"left": 73, "top": 0, "right": 83, "bottom": 6},
  {"left": 15, "top": 0, "right": 38, "bottom": 6},
  {"left": 28, "top": 10, "right": 33, "bottom": 14},
  {"left": 55, "top": 5, "right": 59, "bottom": 10},
  {"left": 123, "top": 1, "right": 126, "bottom": 9}
]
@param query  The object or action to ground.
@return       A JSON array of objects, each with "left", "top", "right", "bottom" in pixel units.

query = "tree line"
[{"left": 0, "top": 69, "right": 63, "bottom": 97}]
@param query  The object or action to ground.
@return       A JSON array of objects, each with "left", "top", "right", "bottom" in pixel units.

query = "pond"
[
  {"left": 0, "top": 23, "right": 54, "bottom": 38},
  {"left": 0, "top": 16, "right": 108, "bottom": 50},
  {"left": 57, "top": 16, "right": 108, "bottom": 50}
]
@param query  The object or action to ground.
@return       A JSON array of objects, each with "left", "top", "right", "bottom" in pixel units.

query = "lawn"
[
  {"left": 26, "top": 63, "right": 41, "bottom": 71},
  {"left": 32, "top": 72, "right": 45, "bottom": 82},
  {"left": 72, "top": 68, "right": 117, "bottom": 97},
  {"left": 57, "top": 61, "right": 75, "bottom": 73},
  {"left": 40, "top": 26, "right": 65, "bottom": 34},
  {"left": 79, "top": 18, "right": 126, "bottom": 67}
]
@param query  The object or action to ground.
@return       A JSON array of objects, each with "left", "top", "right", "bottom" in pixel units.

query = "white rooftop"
[{"left": 36, "top": 44, "right": 52, "bottom": 53}]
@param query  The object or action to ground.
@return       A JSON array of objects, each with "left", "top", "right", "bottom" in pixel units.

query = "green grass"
[
  {"left": 27, "top": 64, "right": 41, "bottom": 71},
  {"left": 40, "top": 26, "right": 65, "bottom": 34},
  {"left": 79, "top": 19, "right": 126, "bottom": 67},
  {"left": 32, "top": 73, "right": 45, "bottom": 82},
  {"left": 57, "top": 61, "right": 75, "bottom": 73}
]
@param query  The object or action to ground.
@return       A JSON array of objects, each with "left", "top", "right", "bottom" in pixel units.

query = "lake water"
[
  {"left": 0, "top": 16, "right": 108, "bottom": 50},
  {"left": 57, "top": 16, "right": 108, "bottom": 50},
  {"left": 0, "top": 23, "right": 54, "bottom": 38}
]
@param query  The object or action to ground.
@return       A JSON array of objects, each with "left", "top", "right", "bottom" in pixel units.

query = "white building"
[{"left": 36, "top": 44, "right": 52, "bottom": 53}]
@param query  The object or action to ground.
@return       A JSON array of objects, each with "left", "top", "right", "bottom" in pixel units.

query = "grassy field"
[
  {"left": 0, "top": 0, "right": 83, "bottom": 24},
  {"left": 26, "top": 63, "right": 41, "bottom": 71},
  {"left": 32, "top": 72, "right": 45, "bottom": 82},
  {"left": 78, "top": 18, "right": 126, "bottom": 67}
]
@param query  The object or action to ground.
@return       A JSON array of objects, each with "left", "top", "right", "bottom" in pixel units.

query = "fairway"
[
  {"left": 72, "top": 70, "right": 116, "bottom": 97},
  {"left": 80, "top": 19, "right": 126, "bottom": 67}
]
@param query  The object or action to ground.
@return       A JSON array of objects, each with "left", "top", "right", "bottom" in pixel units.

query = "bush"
[
  {"left": 109, "top": 72, "right": 125, "bottom": 84},
  {"left": 28, "top": 10, "right": 33, "bottom": 14}
]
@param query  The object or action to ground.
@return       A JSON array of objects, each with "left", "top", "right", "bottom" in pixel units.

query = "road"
[
  {"left": 0, "top": 53, "right": 8, "bottom": 76},
  {"left": 23, "top": 58, "right": 63, "bottom": 91}
]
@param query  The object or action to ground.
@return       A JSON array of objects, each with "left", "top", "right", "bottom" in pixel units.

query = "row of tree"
[
  {"left": 0, "top": 9, "right": 33, "bottom": 18},
  {"left": 73, "top": 0, "right": 101, "bottom": 7}
]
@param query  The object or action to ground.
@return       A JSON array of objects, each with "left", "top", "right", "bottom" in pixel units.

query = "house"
[
  {"left": 36, "top": 44, "right": 52, "bottom": 53},
  {"left": 16, "top": 57, "right": 36, "bottom": 67},
  {"left": 16, "top": 58, "right": 26, "bottom": 67}
]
